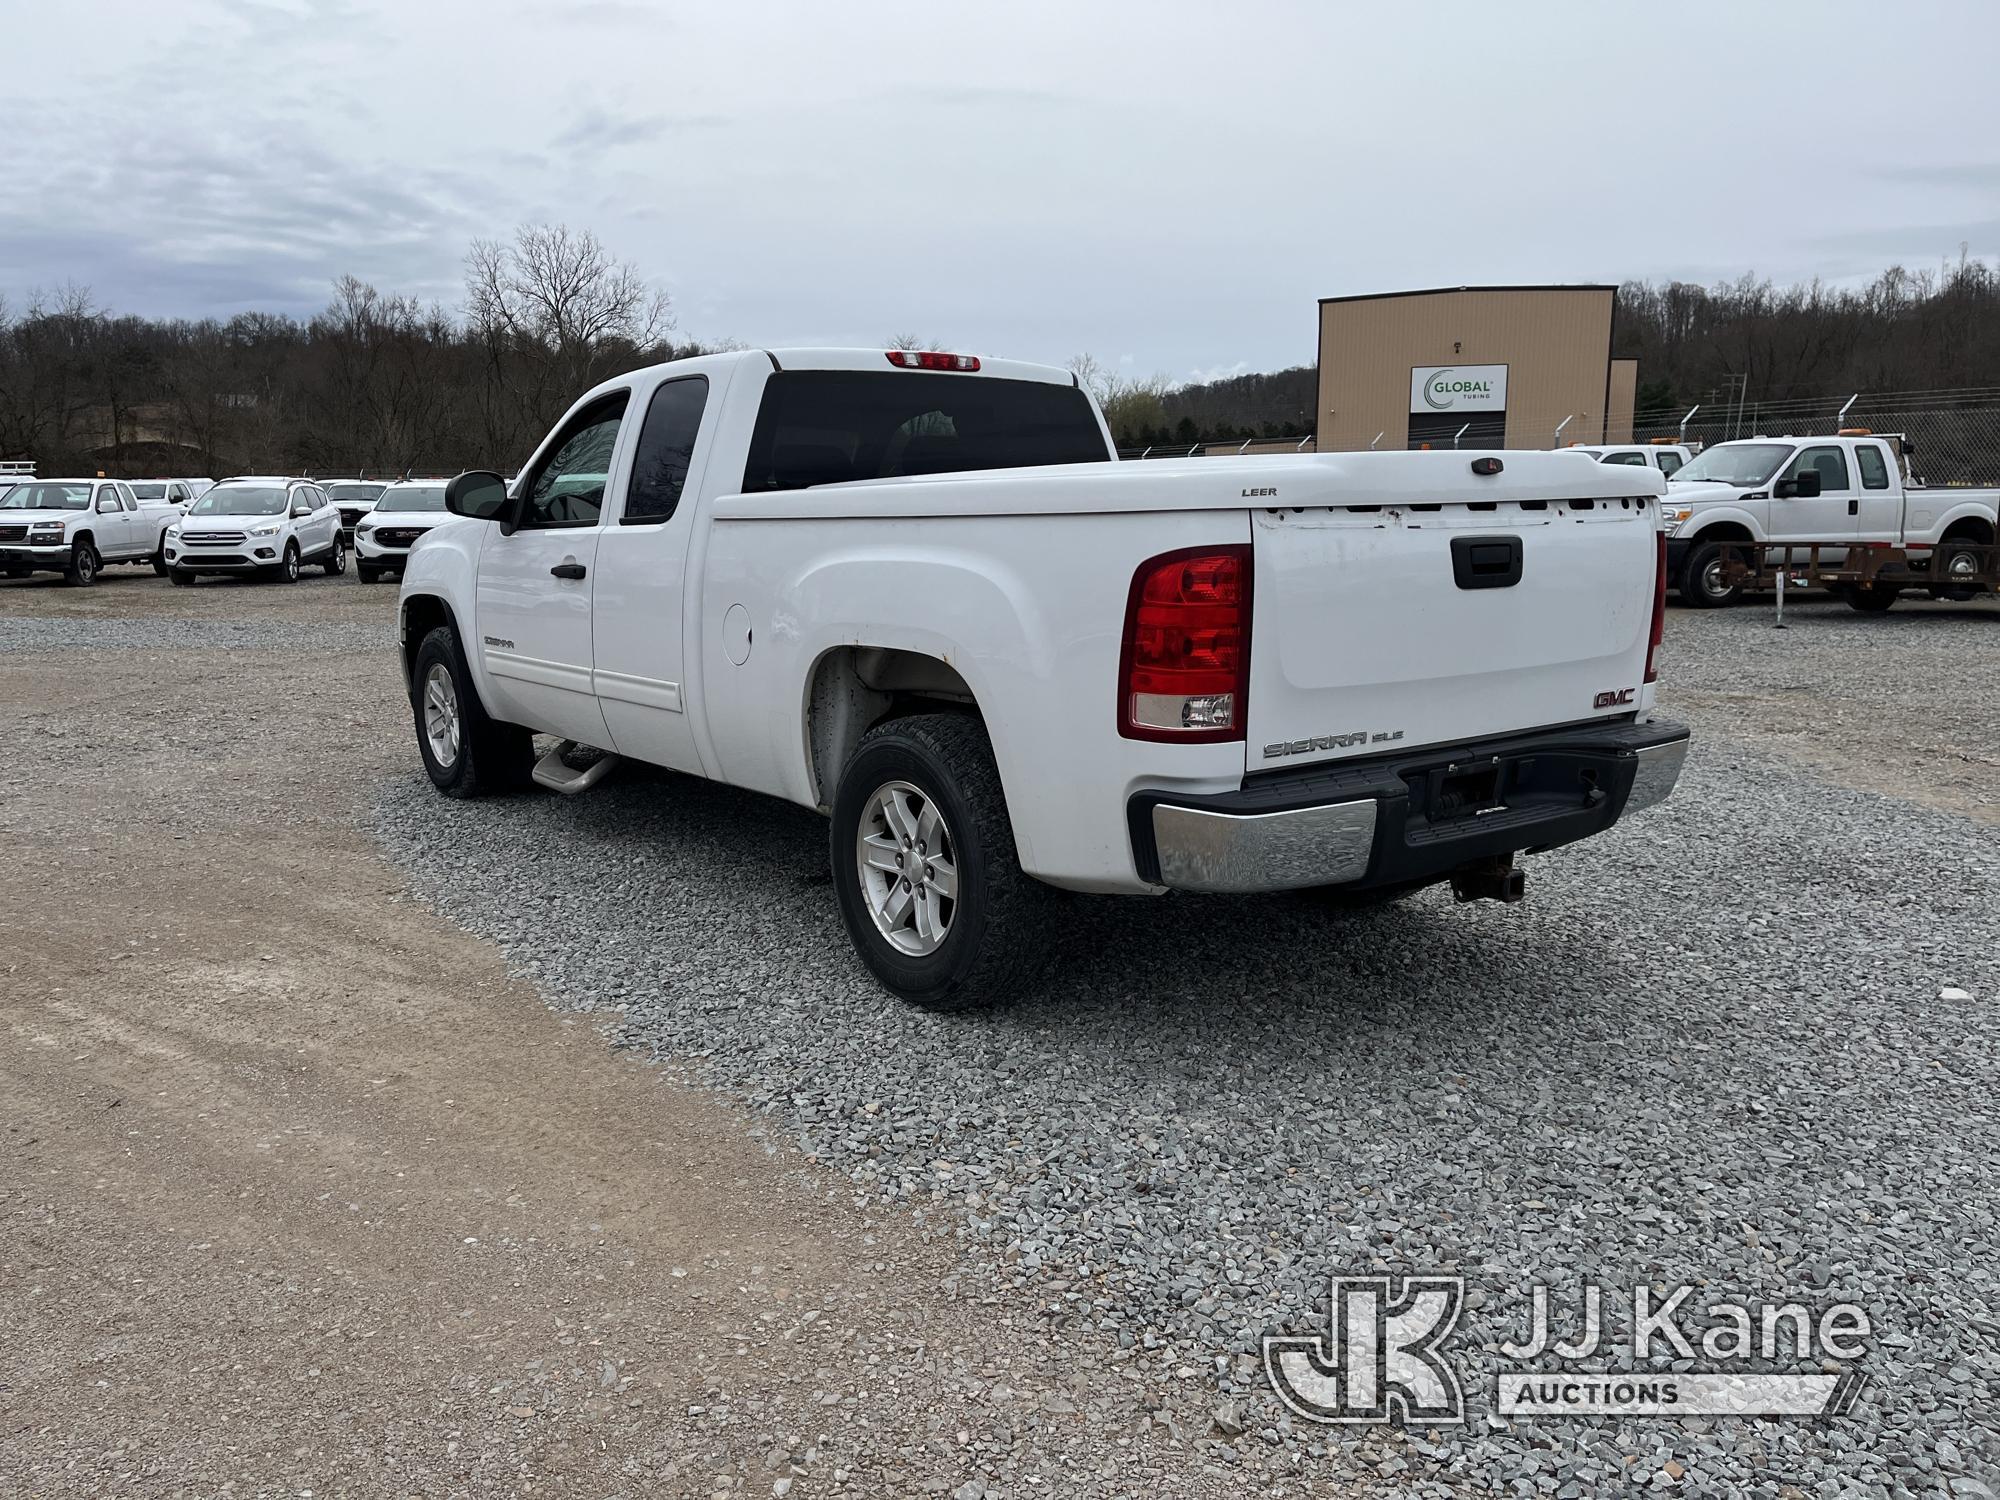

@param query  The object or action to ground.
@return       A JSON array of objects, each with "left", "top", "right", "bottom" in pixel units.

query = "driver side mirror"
[
  {"left": 291, "top": 503, "right": 312, "bottom": 518},
  {"left": 97, "top": 497, "right": 120, "bottom": 513},
  {"left": 1774, "top": 471, "right": 1822, "bottom": 499},
  {"left": 445, "top": 470, "right": 512, "bottom": 525}
]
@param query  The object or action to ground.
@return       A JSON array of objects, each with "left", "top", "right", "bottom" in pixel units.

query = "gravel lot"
[
  {"left": 7, "top": 567, "right": 1996, "bottom": 1498},
  {"left": 372, "top": 594, "right": 2000, "bottom": 1499}
]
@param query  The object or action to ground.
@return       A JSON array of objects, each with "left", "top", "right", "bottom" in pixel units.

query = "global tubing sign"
[{"left": 1410, "top": 364, "right": 1508, "bottom": 414}]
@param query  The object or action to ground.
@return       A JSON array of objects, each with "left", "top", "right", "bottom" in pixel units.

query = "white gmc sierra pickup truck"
[{"left": 398, "top": 348, "right": 1688, "bottom": 1009}]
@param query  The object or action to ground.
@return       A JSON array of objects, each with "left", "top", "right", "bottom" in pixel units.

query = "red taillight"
[
  {"left": 1118, "top": 545, "right": 1251, "bottom": 742},
  {"left": 885, "top": 350, "right": 981, "bottom": 372},
  {"left": 1645, "top": 530, "right": 1667, "bottom": 683}
]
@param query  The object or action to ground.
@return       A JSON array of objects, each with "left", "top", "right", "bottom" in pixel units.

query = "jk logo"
[{"left": 1263, "top": 1275, "right": 1465, "bottom": 1425}]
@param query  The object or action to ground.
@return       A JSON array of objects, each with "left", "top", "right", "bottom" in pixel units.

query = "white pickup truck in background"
[
  {"left": 397, "top": 348, "right": 1688, "bottom": 1009},
  {"left": 0, "top": 476, "right": 182, "bottom": 584},
  {"left": 1664, "top": 433, "right": 1999, "bottom": 607},
  {"left": 1569, "top": 442, "right": 1693, "bottom": 477}
]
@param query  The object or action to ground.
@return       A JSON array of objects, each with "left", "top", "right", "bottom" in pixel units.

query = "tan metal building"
[{"left": 1315, "top": 285, "right": 1636, "bottom": 452}]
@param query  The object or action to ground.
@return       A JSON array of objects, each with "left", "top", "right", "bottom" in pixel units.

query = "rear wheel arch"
[
  {"left": 1941, "top": 516, "right": 1995, "bottom": 545},
  {"left": 804, "top": 645, "right": 983, "bottom": 812}
]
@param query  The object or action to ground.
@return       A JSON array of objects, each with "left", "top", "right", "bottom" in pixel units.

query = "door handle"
[
  {"left": 1848, "top": 500, "right": 1859, "bottom": 515},
  {"left": 550, "top": 562, "right": 586, "bottom": 580}
]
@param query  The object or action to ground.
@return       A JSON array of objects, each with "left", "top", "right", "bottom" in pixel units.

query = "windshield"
[
  {"left": 373, "top": 485, "right": 447, "bottom": 513},
  {"left": 1671, "top": 443, "right": 1793, "bottom": 487},
  {"left": 128, "top": 482, "right": 167, "bottom": 500},
  {"left": 1, "top": 481, "right": 91, "bottom": 510},
  {"left": 324, "top": 482, "right": 385, "bottom": 502},
  {"left": 190, "top": 485, "right": 289, "bottom": 516}
]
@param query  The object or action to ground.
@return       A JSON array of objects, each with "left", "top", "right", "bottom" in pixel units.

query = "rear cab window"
[
  {"left": 622, "top": 377, "right": 710, "bottom": 524},
  {"left": 740, "top": 371, "right": 1109, "bottom": 493},
  {"left": 1856, "top": 443, "right": 1891, "bottom": 490}
]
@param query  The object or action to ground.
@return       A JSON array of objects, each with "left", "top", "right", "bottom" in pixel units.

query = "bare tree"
[
  {"left": 466, "top": 224, "right": 673, "bottom": 443},
  {"left": 1068, "top": 352, "right": 1175, "bottom": 445}
]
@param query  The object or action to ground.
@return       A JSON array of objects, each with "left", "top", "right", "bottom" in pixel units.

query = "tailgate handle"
[{"left": 1451, "top": 534, "right": 1523, "bottom": 590}]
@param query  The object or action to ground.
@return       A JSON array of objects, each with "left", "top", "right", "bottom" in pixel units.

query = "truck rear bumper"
[{"left": 1130, "top": 718, "right": 1690, "bottom": 895}]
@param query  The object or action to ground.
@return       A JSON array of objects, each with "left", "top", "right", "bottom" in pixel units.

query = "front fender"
[
  {"left": 1678, "top": 507, "right": 1767, "bottom": 545},
  {"left": 397, "top": 520, "right": 497, "bottom": 707}
]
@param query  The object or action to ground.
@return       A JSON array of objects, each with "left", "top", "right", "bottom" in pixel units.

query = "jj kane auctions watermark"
[{"left": 1264, "top": 1276, "right": 1869, "bottom": 1424}]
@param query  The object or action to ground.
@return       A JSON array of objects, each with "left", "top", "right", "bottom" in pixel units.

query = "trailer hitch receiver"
[{"left": 1451, "top": 855, "right": 1525, "bottom": 905}]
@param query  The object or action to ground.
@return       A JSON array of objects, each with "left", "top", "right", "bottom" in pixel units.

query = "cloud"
[
  {"left": 551, "top": 109, "right": 729, "bottom": 153},
  {"left": 1808, "top": 221, "right": 2000, "bottom": 260}
]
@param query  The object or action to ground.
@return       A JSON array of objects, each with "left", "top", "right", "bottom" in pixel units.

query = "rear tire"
[
  {"left": 830, "top": 712, "right": 1053, "bottom": 1012},
  {"left": 64, "top": 540, "right": 100, "bottom": 587},
  {"left": 1846, "top": 584, "right": 1899, "bottom": 612},
  {"left": 1928, "top": 532, "right": 1988, "bottom": 600},
  {"left": 1678, "top": 538, "right": 1745, "bottom": 608},
  {"left": 411, "top": 625, "right": 535, "bottom": 798}
]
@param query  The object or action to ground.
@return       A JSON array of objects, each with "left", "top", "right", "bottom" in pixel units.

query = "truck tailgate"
[{"left": 1247, "top": 496, "right": 1657, "bottom": 773}]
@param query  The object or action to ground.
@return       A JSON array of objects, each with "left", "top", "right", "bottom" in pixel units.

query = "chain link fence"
[
  {"left": 1630, "top": 390, "right": 2000, "bottom": 488},
  {"left": 1118, "top": 389, "right": 2000, "bottom": 487}
]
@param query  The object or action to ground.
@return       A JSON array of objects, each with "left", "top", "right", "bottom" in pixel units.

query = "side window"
[
  {"left": 1656, "top": 451, "right": 1684, "bottom": 477},
  {"left": 96, "top": 486, "right": 120, "bottom": 513},
  {"left": 1856, "top": 444, "right": 1890, "bottom": 490},
  {"left": 520, "top": 393, "right": 630, "bottom": 529},
  {"left": 169, "top": 484, "right": 188, "bottom": 503},
  {"left": 1603, "top": 451, "right": 1647, "bottom": 466},
  {"left": 622, "top": 377, "right": 710, "bottom": 525},
  {"left": 1784, "top": 445, "right": 1851, "bottom": 491},
  {"left": 117, "top": 483, "right": 139, "bottom": 511}
]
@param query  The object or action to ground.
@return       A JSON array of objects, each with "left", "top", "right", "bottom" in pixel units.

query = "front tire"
[
  {"left": 322, "top": 534, "right": 347, "bottom": 576},
  {"left": 357, "top": 563, "right": 381, "bottom": 585},
  {"left": 1846, "top": 584, "right": 1899, "bottom": 612},
  {"left": 830, "top": 713, "right": 1052, "bottom": 1012},
  {"left": 1679, "top": 538, "right": 1745, "bottom": 608},
  {"left": 152, "top": 533, "right": 172, "bottom": 576},
  {"left": 411, "top": 625, "right": 535, "bottom": 798},
  {"left": 168, "top": 567, "right": 194, "bottom": 587},
  {"left": 64, "top": 540, "right": 100, "bottom": 587},
  {"left": 278, "top": 541, "right": 301, "bottom": 583}
]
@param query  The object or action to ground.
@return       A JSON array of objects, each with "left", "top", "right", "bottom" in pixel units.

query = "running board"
[{"left": 531, "top": 741, "right": 622, "bottom": 796}]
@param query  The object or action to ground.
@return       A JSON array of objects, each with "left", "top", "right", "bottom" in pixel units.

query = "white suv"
[
  {"left": 164, "top": 477, "right": 348, "bottom": 584},
  {"left": 354, "top": 480, "right": 449, "bottom": 584}
]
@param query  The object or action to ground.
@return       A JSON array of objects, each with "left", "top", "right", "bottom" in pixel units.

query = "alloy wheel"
[{"left": 856, "top": 779, "right": 959, "bottom": 956}]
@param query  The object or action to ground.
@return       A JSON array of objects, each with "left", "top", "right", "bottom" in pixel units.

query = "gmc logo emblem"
[{"left": 1593, "top": 688, "right": 1636, "bottom": 710}]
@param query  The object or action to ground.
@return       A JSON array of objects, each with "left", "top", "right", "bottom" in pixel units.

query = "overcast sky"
[{"left": 5, "top": 0, "right": 1997, "bottom": 381}]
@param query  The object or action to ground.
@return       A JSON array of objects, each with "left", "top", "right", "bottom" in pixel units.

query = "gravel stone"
[{"left": 374, "top": 598, "right": 2000, "bottom": 1496}]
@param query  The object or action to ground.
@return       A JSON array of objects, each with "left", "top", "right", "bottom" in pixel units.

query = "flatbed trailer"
[{"left": 1717, "top": 540, "right": 2000, "bottom": 614}]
